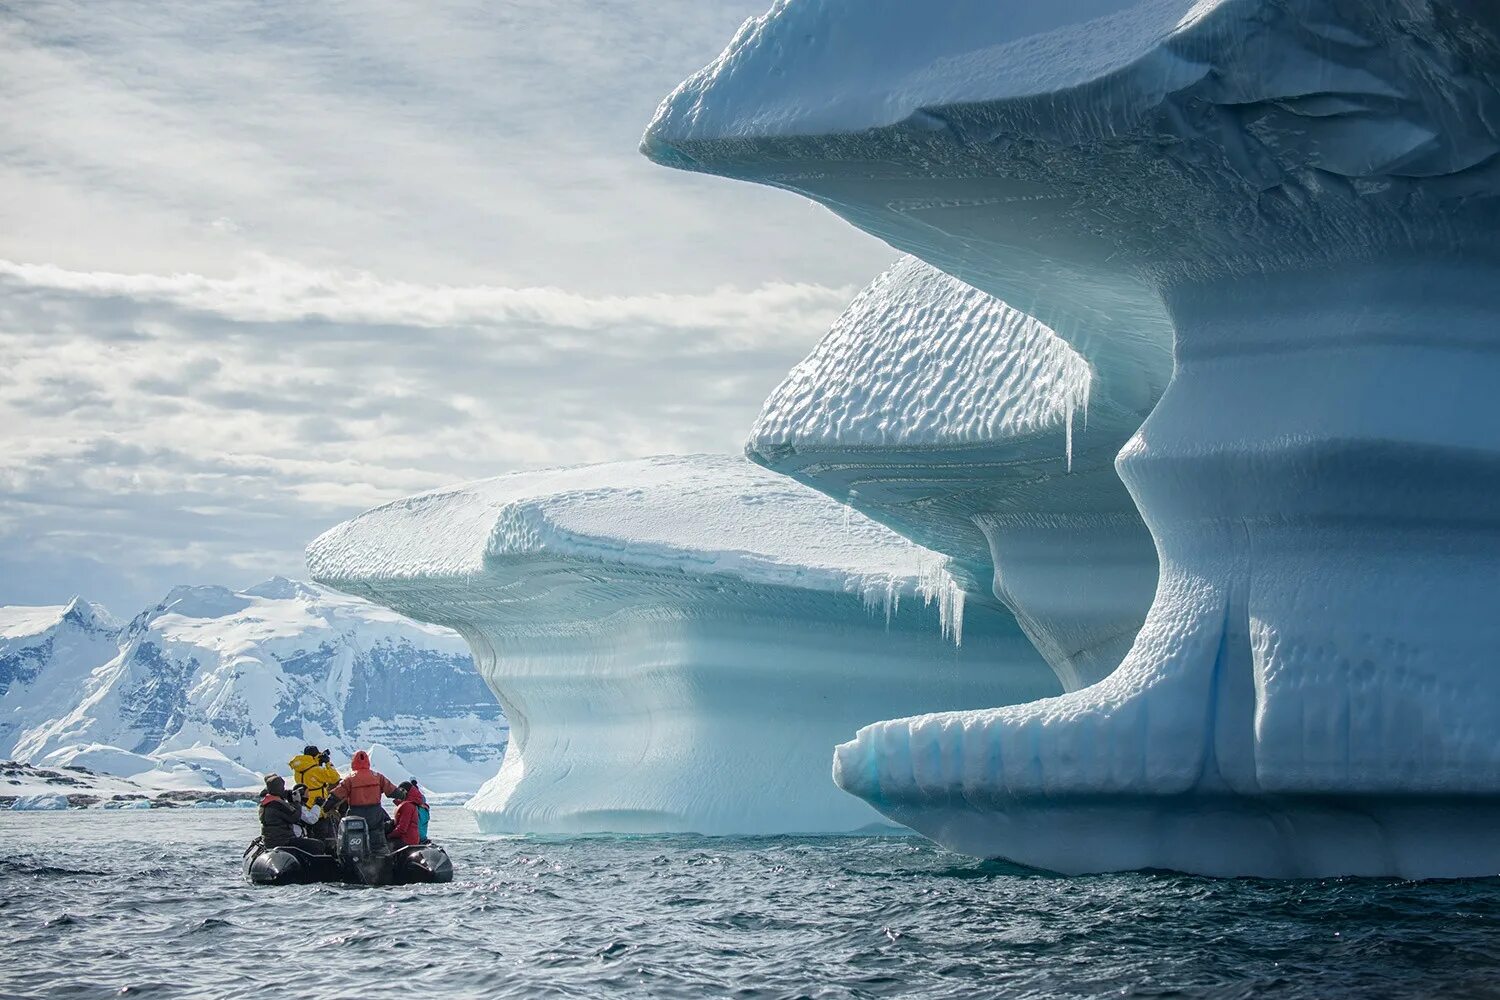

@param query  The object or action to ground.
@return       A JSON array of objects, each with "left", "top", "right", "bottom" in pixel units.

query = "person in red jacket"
[
  {"left": 388, "top": 783, "right": 420, "bottom": 849},
  {"left": 325, "top": 749, "right": 398, "bottom": 836}
]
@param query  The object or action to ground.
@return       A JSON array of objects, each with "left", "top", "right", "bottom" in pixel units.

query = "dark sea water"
[{"left": 2, "top": 810, "right": 1499, "bottom": 999}]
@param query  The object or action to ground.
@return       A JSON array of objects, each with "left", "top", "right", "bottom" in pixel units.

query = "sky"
[{"left": 0, "top": 0, "right": 895, "bottom": 613}]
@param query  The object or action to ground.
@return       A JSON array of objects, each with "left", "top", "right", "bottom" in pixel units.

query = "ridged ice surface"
[
  {"left": 309, "top": 455, "right": 1061, "bottom": 835},
  {"left": 649, "top": 1, "right": 1500, "bottom": 876},
  {"left": 751, "top": 257, "right": 1091, "bottom": 452}
]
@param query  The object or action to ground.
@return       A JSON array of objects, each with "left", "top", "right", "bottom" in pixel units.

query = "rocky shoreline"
[{"left": 2, "top": 761, "right": 258, "bottom": 809}]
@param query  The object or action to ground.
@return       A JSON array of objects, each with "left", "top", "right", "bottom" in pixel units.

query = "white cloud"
[
  {"left": 0, "top": 0, "right": 896, "bottom": 614},
  {"left": 0, "top": 0, "right": 892, "bottom": 292},
  {"left": 0, "top": 257, "right": 861, "bottom": 612},
  {"left": 0, "top": 257, "right": 853, "bottom": 347}
]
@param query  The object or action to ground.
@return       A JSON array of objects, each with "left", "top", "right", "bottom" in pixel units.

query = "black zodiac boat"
[{"left": 243, "top": 815, "right": 454, "bottom": 886}]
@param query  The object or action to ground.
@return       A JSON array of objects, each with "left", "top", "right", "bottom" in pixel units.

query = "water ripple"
[{"left": 2, "top": 812, "right": 1498, "bottom": 998}]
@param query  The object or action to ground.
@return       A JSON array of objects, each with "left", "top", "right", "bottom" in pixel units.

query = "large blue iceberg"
[
  {"left": 308, "top": 455, "right": 1061, "bottom": 834},
  {"left": 644, "top": 0, "right": 1500, "bottom": 876}
]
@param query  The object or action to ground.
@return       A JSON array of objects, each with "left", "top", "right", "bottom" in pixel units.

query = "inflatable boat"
[{"left": 243, "top": 815, "right": 454, "bottom": 886}]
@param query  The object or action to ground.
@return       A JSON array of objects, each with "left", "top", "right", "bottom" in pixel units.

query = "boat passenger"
[
  {"left": 289, "top": 783, "right": 323, "bottom": 839},
  {"left": 388, "top": 784, "right": 420, "bottom": 849},
  {"left": 288, "top": 745, "right": 341, "bottom": 808},
  {"left": 405, "top": 780, "right": 430, "bottom": 842},
  {"left": 258, "top": 774, "right": 328, "bottom": 855},
  {"left": 325, "top": 749, "right": 398, "bottom": 835}
]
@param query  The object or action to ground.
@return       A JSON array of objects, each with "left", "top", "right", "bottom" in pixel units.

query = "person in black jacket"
[{"left": 258, "top": 774, "right": 328, "bottom": 855}]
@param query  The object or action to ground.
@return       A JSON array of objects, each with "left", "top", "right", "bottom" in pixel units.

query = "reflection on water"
[{"left": 1, "top": 810, "right": 1497, "bottom": 998}]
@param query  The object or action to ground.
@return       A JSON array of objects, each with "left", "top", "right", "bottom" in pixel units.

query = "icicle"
[
  {"left": 915, "top": 552, "right": 965, "bottom": 646},
  {"left": 1057, "top": 355, "right": 1093, "bottom": 473},
  {"left": 1064, "top": 400, "right": 1074, "bottom": 472},
  {"left": 842, "top": 488, "right": 859, "bottom": 540}
]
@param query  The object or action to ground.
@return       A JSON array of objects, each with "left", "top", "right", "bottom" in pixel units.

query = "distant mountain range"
[{"left": 0, "top": 578, "right": 506, "bottom": 792}]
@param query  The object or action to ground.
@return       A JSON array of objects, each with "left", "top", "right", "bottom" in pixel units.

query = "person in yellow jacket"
[{"left": 288, "top": 745, "right": 341, "bottom": 808}]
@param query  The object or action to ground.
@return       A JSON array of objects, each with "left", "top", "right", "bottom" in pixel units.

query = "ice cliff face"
[
  {"left": 646, "top": 0, "right": 1500, "bottom": 876},
  {"left": 2, "top": 579, "right": 501, "bottom": 792},
  {"left": 748, "top": 256, "right": 1159, "bottom": 690},
  {"left": 308, "top": 454, "right": 1062, "bottom": 834}
]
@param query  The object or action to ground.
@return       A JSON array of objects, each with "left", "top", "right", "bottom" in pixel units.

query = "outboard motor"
[
  {"left": 337, "top": 815, "right": 392, "bottom": 885},
  {"left": 338, "top": 815, "right": 371, "bottom": 861}
]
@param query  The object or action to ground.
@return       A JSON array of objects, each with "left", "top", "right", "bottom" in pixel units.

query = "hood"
[
  {"left": 289, "top": 753, "right": 318, "bottom": 770},
  {"left": 406, "top": 784, "right": 426, "bottom": 807},
  {"left": 351, "top": 749, "right": 371, "bottom": 771}
]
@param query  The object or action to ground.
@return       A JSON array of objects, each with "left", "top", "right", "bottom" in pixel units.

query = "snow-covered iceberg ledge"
[
  {"left": 308, "top": 455, "right": 1061, "bottom": 835},
  {"left": 748, "top": 256, "right": 1159, "bottom": 691},
  {"left": 647, "top": 1, "right": 1500, "bottom": 875}
]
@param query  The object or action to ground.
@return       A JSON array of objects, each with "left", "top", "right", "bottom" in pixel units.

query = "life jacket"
[
  {"left": 289, "top": 754, "right": 341, "bottom": 807},
  {"left": 332, "top": 750, "right": 397, "bottom": 806},
  {"left": 389, "top": 799, "right": 420, "bottom": 847}
]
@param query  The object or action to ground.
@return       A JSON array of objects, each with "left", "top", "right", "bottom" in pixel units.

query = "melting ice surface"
[
  {"left": 645, "top": 0, "right": 1500, "bottom": 876},
  {"left": 308, "top": 454, "right": 1061, "bottom": 835}
]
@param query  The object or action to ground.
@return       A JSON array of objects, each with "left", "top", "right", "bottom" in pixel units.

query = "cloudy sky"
[{"left": 1, "top": 0, "right": 894, "bottom": 613}]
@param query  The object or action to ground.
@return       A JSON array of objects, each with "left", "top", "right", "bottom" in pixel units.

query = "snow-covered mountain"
[
  {"left": 0, "top": 578, "right": 506, "bottom": 792},
  {"left": 0, "top": 598, "right": 124, "bottom": 755}
]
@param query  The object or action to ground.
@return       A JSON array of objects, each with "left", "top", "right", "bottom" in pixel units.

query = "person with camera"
[
  {"left": 288, "top": 745, "right": 341, "bottom": 809},
  {"left": 258, "top": 774, "right": 329, "bottom": 856}
]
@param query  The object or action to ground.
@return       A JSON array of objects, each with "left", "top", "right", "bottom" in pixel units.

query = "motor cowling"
[{"left": 338, "top": 815, "right": 372, "bottom": 862}]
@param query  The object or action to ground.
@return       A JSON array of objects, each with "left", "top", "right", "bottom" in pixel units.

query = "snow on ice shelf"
[
  {"left": 307, "top": 454, "right": 1062, "bottom": 835},
  {"left": 647, "top": 1, "right": 1500, "bottom": 876}
]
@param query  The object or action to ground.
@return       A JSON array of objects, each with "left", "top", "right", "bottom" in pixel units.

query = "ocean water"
[{"left": 2, "top": 810, "right": 1498, "bottom": 999}]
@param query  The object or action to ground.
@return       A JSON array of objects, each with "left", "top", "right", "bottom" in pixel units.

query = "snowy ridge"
[
  {"left": 309, "top": 454, "right": 1063, "bottom": 834},
  {"left": 0, "top": 599, "right": 126, "bottom": 761},
  {"left": 649, "top": 0, "right": 1500, "bottom": 876},
  {"left": 0, "top": 599, "right": 118, "bottom": 640},
  {"left": 1, "top": 579, "right": 503, "bottom": 793}
]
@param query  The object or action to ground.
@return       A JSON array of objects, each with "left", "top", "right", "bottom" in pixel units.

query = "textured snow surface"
[
  {"left": 1, "top": 580, "right": 504, "bottom": 792},
  {"left": 750, "top": 257, "right": 1090, "bottom": 453},
  {"left": 650, "top": 0, "right": 1500, "bottom": 876},
  {"left": 310, "top": 454, "right": 1063, "bottom": 835}
]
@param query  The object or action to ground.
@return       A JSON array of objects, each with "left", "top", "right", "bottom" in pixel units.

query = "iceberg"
[
  {"left": 10, "top": 793, "right": 70, "bottom": 811},
  {"left": 308, "top": 454, "right": 1062, "bottom": 834},
  {"left": 748, "top": 256, "right": 1159, "bottom": 690},
  {"left": 646, "top": 0, "right": 1500, "bottom": 875}
]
